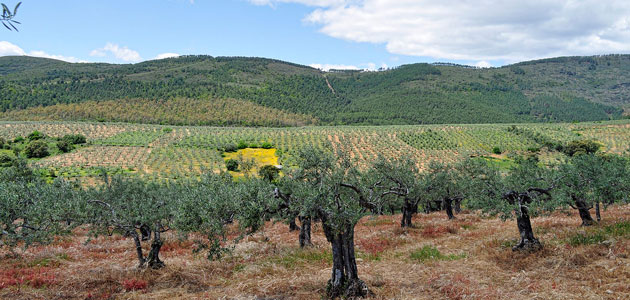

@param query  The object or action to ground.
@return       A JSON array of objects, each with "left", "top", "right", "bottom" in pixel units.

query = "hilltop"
[{"left": 0, "top": 54, "right": 628, "bottom": 126}]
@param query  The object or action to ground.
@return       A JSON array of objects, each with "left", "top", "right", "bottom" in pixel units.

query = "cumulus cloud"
[
  {"left": 0, "top": 41, "right": 25, "bottom": 56},
  {"left": 154, "top": 53, "right": 181, "bottom": 60},
  {"left": 90, "top": 43, "right": 142, "bottom": 62},
  {"left": 253, "top": 0, "right": 630, "bottom": 62},
  {"left": 0, "top": 41, "right": 85, "bottom": 62}
]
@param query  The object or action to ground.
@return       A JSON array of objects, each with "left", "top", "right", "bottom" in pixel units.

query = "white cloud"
[
  {"left": 28, "top": 50, "right": 86, "bottom": 63},
  {"left": 0, "top": 41, "right": 85, "bottom": 62},
  {"left": 90, "top": 43, "right": 142, "bottom": 62},
  {"left": 474, "top": 61, "right": 493, "bottom": 68},
  {"left": 89, "top": 49, "right": 106, "bottom": 57},
  {"left": 154, "top": 53, "right": 180, "bottom": 60},
  {"left": 310, "top": 63, "right": 360, "bottom": 71},
  {"left": 310, "top": 62, "right": 388, "bottom": 71},
  {"left": 254, "top": 0, "right": 630, "bottom": 62},
  {"left": 0, "top": 41, "right": 26, "bottom": 56}
]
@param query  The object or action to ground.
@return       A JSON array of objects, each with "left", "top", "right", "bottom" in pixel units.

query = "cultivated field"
[
  {"left": 1, "top": 120, "right": 629, "bottom": 181},
  {"left": 1, "top": 205, "right": 628, "bottom": 299},
  {"left": 2, "top": 120, "right": 630, "bottom": 299}
]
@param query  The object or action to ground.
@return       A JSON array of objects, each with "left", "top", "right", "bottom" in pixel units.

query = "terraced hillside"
[{"left": 0, "top": 120, "right": 628, "bottom": 182}]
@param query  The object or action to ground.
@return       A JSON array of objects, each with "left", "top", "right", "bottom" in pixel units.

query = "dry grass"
[{"left": 1, "top": 205, "right": 629, "bottom": 300}]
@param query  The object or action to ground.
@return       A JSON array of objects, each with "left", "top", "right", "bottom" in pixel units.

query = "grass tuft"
[
  {"left": 410, "top": 245, "right": 466, "bottom": 262},
  {"left": 567, "top": 220, "right": 630, "bottom": 246}
]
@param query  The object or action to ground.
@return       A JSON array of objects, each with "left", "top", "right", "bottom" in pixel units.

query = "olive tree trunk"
[
  {"left": 298, "top": 216, "right": 312, "bottom": 248},
  {"left": 443, "top": 198, "right": 455, "bottom": 220},
  {"left": 400, "top": 199, "right": 416, "bottom": 227},
  {"left": 147, "top": 229, "right": 165, "bottom": 269},
  {"left": 131, "top": 231, "right": 146, "bottom": 268},
  {"left": 289, "top": 217, "right": 300, "bottom": 231},
  {"left": 595, "top": 201, "right": 601, "bottom": 222},
  {"left": 512, "top": 204, "right": 541, "bottom": 252},
  {"left": 323, "top": 222, "right": 369, "bottom": 299},
  {"left": 140, "top": 224, "right": 151, "bottom": 241},
  {"left": 575, "top": 198, "right": 595, "bottom": 226},
  {"left": 454, "top": 198, "right": 462, "bottom": 214}
]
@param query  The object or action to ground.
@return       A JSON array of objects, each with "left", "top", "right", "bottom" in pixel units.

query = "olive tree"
[
  {"left": 464, "top": 157, "right": 557, "bottom": 252},
  {"left": 424, "top": 161, "right": 467, "bottom": 220},
  {"left": 371, "top": 155, "right": 426, "bottom": 227},
  {"left": 174, "top": 172, "right": 274, "bottom": 260},
  {"left": 86, "top": 175, "right": 180, "bottom": 269},
  {"left": 555, "top": 153, "right": 629, "bottom": 225},
  {"left": 292, "top": 146, "right": 382, "bottom": 298},
  {"left": 273, "top": 176, "right": 315, "bottom": 247},
  {"left": 0, "top": 160, "right": 82, "bottom": 254}
]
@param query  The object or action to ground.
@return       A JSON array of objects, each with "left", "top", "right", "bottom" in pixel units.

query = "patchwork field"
[
  {"left": 1, "top": 204, "right": 628, "bottom": 299},
  {"left": 1, "top": 120, "right": 629, "bottom": 181}
]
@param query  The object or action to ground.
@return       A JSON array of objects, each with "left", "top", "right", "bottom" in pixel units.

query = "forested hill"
[{"left": 0, "top": 54, "right": 628, "bottom": 126}]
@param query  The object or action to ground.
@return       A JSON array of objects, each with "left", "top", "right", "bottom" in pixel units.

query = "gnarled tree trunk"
[
  {"left": 147, "top": 227, "right": 165, "bottom": 269},
  {"left": 299, "top": 216, "right": 312, "bottom": 248},
  {"left": 400, "top": 199, "right": 415, "bottom": 227},
  {"left": 443, "top": 198, "right": 455, "bottom": 220},
  {"left": 323, "top": 222, "right": 369, "bottom": 299},
  {"left": 131, "top": 231, "right": 146, "bottom": 268},
  {"left": 513, "top": 204, "right": 541, "bottom": 252},
  {"left": 289, "top": 217, "right": 300, "bottom": 231},
  {"left": 454, "top": 198, "right": 462, "bottom": 214},
  {"left": 140, "top": 224, "right": 151, "bottom": 241},
  {"left": 574, "top": 198, "right": 595, "bottom": 226}
]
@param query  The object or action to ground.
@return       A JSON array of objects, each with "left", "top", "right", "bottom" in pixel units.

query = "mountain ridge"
[{"left": 0, "top": 54, "right": 628, "bottom": 126}]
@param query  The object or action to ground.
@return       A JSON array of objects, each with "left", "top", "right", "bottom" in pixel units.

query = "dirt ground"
[{"left": 1, "top": 205, "right": 629, "bottom": 300}]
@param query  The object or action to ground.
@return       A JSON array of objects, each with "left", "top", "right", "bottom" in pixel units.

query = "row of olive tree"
[
  {"left": 0, "top": 160, "right": 273, "bottom": 269},
  {"left": 269, "top": 148, "right": 630, "bottom": 297},
  {"left": 1, "top": 148, "right": 629, "bottom": 298}
]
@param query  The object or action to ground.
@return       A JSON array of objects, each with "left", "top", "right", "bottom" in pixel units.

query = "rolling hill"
[{"left": 0, "top": 54, "right": 628, "bottom": 126}]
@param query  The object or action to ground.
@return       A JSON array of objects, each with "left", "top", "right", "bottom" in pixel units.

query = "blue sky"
[{"left": 2, "top": 1, "right": 630, "bottom": 69}]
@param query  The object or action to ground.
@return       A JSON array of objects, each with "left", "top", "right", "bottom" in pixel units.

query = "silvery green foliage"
[
  {"left": 173, "top": 172, "right": 275, "bottom": 260},
  {"left": 84, "top": 173, "right": 185, "bottom": 268},
  {"left": 86, "top": 174, "right": 178, "bottom": 237},
  {"left": 555, "top": 153, "right": 630, "bottom": 210},
  {"left": 370, "top": 155, "right": 424, "bottom": 207},
  {"left": 0, "top": 159, "right": 83, "bottom": 249},
  {"left": 424, "top": 161, "right": 466, "bottom": 205},
  {"left": 462, "top": 157, "right": 556, "bottom": 220},
  {"left": 291, "top": 146, "right": 381, "bottom": 233}
]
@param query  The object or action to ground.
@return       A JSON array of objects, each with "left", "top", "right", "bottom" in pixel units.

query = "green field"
[{"left": 1, "top": 119, "right": 628, "bottom": 182}]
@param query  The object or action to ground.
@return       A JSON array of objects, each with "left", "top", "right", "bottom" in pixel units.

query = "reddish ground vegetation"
[
  {"left": 0, "top": 266, "right": 56, "bottom": 290},
  {"left": 122, "top": 278, "right": 148, "bottom": 291},
  {"left": 0, "top": 205, "right": 629, "bottom": 299}
]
